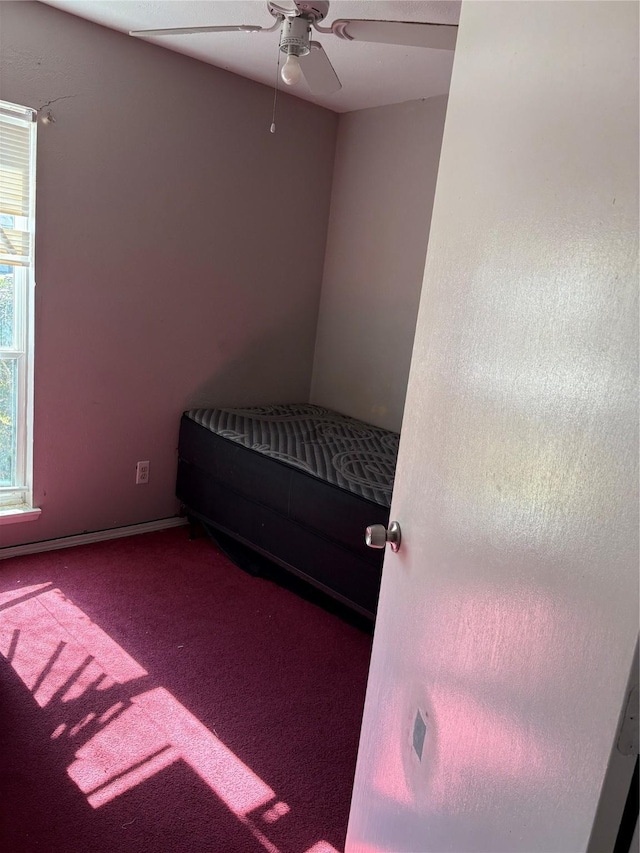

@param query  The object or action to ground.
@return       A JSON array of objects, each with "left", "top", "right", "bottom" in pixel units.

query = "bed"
[{"left": 175, "top": 404, "right": 399, "bottom": 619}]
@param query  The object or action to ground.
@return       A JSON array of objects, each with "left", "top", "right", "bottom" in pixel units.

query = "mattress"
[{"left": 185, "top": 404, "right": 399, "bottom": 508}]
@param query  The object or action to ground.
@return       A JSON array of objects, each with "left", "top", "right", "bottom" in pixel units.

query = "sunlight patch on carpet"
[{"left": 0, "top": 583, "right": 340, "bottom": 853}]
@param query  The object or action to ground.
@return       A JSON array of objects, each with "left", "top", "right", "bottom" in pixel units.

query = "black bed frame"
[{"left": 176, "top": 414, "right": 389, "bottom": 619}]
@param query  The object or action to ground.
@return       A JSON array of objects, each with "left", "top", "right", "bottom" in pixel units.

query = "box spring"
[{"left": 176, "top": 408, "right": 397, "bottom": 619}]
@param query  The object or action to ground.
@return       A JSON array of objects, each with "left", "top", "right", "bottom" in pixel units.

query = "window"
[{"left": 0, "top": 100, "right": 36, "bottom": 513}]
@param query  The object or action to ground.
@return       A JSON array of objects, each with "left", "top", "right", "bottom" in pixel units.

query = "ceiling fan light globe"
[{"left": 281, "top": 54, "right": 303, "bottom": 85}]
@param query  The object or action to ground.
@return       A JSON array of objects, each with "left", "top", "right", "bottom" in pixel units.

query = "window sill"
[{"left": 0, "top": 507, "right": 42, "bottom": 525}]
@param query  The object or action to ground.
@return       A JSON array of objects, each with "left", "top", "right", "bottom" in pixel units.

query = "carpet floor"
[{"left": 0, "top": 527, "right": 372, "bottom": 853}]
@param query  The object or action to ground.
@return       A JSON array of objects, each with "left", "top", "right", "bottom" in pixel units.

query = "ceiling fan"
[{"left": 129, "top": 1, "right": 457, "bottom": 96}]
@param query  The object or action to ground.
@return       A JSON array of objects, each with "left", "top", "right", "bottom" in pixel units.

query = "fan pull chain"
[{"left": 270, "top": 40, "right": 282, "bottom": 133}]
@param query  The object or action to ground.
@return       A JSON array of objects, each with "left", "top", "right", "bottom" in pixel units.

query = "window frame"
[{"left": 0, "top": 100, "right": 37, "bottom": 516}]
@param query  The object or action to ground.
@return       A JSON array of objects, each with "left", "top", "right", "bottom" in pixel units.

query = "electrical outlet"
[{"left": 135, "top": 461, "right": 150, "bottom": 485}]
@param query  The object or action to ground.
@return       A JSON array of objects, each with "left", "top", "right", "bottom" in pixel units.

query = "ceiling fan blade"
[
  {"left": 269, "top": 1, "right": 299, "bottom": 14},
  {"left": 129, "top": 23, "right": 271, "bottom": 38},
  {"left": 300, "top": 43, "right": 342, "bottom": 95},
  {"left": 327, "top": 19, "right": 457, "bottom": 51}
]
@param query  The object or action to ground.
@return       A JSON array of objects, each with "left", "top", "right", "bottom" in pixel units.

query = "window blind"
[{"left": 0, "top": 102, "right": 36, "bottom": 267}]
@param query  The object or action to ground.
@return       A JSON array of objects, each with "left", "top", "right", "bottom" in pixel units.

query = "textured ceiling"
[{"left": 39, "top": 0, "right": 460, "bottom": 112}]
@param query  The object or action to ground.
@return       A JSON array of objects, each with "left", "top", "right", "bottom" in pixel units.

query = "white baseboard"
[{"left": 0, "top": 516, "right": 188, "bottom": 561}]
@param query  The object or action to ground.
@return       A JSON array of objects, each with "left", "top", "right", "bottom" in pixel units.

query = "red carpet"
[{"left": 0, "top": 527, "right": 372, "bottom": 853}]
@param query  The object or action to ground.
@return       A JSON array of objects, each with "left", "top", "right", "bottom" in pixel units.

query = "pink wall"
[
  {"left": 311, "top": 97, "right": 447, "bottom": 433},
  {"left": 0, "top": 1, "right": 337, "bottom": 547}
]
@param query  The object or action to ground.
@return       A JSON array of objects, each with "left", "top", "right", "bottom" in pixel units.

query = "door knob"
[{"left": 365, "top": 521, "right": 401, "bottom": 552}]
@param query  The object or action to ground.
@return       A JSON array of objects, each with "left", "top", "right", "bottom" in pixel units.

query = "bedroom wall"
[
  {"left": 310, "top": 96, "right": 448, "bottom": 433},
  {"left": 0, "top": 1, "right": 337, "bottom": 548}
]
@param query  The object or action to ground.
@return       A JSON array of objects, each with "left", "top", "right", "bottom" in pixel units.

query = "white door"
[{"left": 347, "top": 2, "right": 639, "bottom": 852}]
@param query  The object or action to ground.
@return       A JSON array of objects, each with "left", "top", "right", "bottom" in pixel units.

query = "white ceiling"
[{"left": 39, "top": 0, "right": 460, "bottom": 112}]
